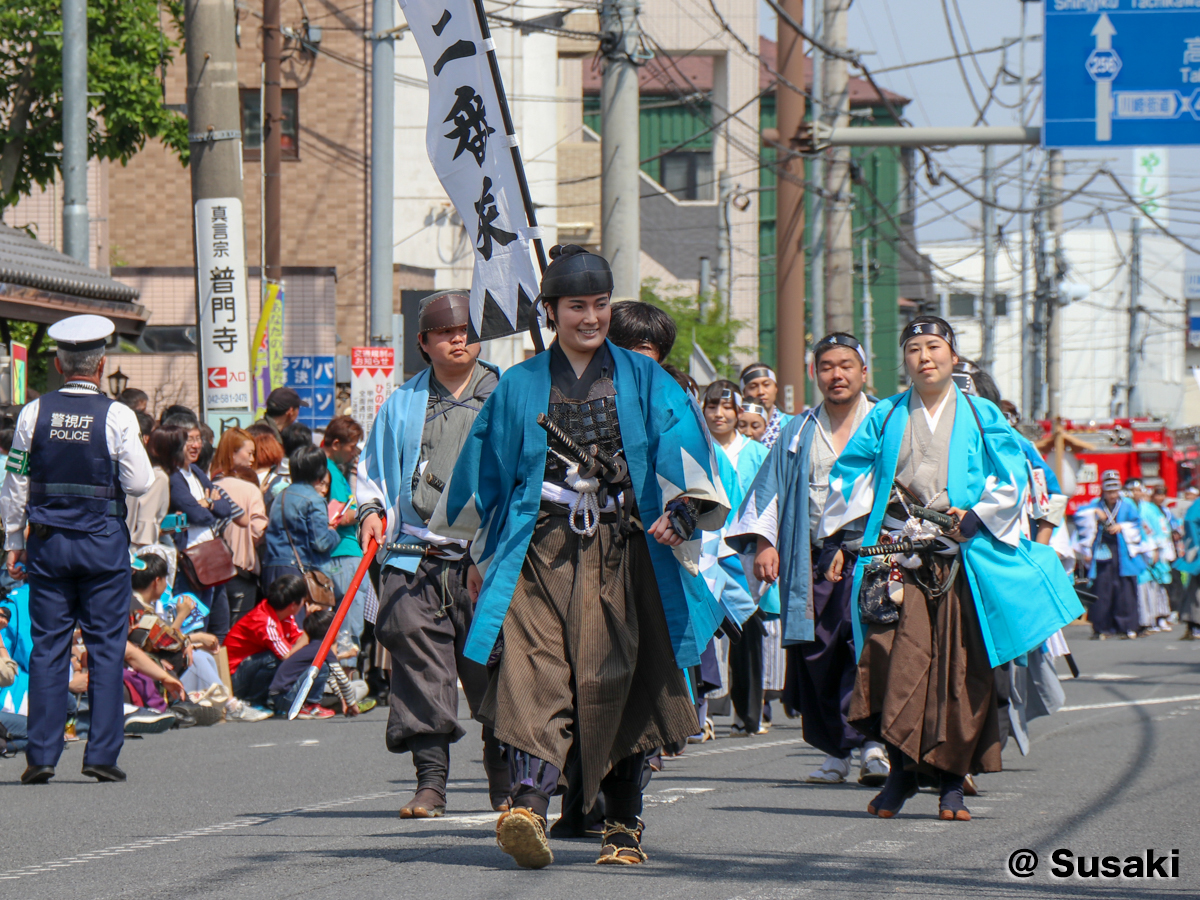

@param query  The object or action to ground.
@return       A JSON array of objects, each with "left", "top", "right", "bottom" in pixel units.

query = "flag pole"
[
  {"left": 468, "top": 0, "right": 547, "bottom": 352},
  {"left": 288, "top": 528, "right": 382, "bottom": 720}
]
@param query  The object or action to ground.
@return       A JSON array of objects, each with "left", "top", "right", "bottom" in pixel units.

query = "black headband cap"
[
  {"left": 814, "top": 333, "right": 866, "bottom": 363},
  {"left": 900, "top": 319, "right": 955, "bottom": 348}
]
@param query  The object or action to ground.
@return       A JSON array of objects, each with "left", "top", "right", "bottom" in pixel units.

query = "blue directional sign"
[
  {"left": 283, "top": 355, "right": 336, "bottom": 429},
  {"left": 1045, "top": 3, "right": 1200, "bottom": 148}
]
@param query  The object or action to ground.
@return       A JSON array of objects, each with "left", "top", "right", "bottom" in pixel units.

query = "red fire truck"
[{"left": 1032, "top": 418, "right": 1191, "bottom": 515}]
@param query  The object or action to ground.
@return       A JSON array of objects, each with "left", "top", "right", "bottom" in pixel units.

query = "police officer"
[{"left": 1, "top": 315, "right": 153, "bottom": 784}]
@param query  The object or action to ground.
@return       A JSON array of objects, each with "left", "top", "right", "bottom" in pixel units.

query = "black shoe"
[
  {"left": 21, "top": 764, "right": 55, "bottom": 784},
  {"left": 172, "top": 699, "right": 222, "bottom": 727},
  {"left": 82, "top": 763, "right": 127, "bottom": 782}
]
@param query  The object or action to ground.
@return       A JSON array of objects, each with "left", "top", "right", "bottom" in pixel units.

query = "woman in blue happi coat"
[
  {"left": 430, "top": 245, "right": 728, "bottom": 869},
  {"left": 699, "top": 380, "right": 778, "bottom": 737},
  {"left": 820, "top": 316, "right": 1082, "bottom": 822}
]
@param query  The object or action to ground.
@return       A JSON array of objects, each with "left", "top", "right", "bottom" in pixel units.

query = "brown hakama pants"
[
  {"left": 478, "top": 504, "right": 697, "bottom": 806},
  {"left": 849, "top": 557, "right": 1002, "bottom": 777}
]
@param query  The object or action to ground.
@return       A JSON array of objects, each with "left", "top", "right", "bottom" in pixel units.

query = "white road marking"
[
  {"left": 1060, "top": 693, "right": 1200, "bottom": 712},
  {"left": 850, "top": 840, "right": 911, "bottom": 854},
  {"left": 248, "top": 743, "right": 276, "bottom": 748},
  {"left": 682, "top": 737, "right": 810, "bottom": 758},
  {"left": 0, "top": 789, "right": 404, "bottom": 882},
  {"left": 1058, "top": 672, "right": 1134, "bottom": 681}
]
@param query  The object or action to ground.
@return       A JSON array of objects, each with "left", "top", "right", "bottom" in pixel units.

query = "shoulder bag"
[
  {"left": 179, "top": 484, "right": 237, "bottom": 589},
  {"left": 282, "top": 488, "right": 337, "bottom": 607}
]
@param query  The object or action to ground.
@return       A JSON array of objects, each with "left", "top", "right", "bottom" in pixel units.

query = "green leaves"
[
  {"left": 640, "top": 279, "right": 753, "bottom": 380},
  {"left": 0, "top": 0, "right": 188, "bottom": 209}
]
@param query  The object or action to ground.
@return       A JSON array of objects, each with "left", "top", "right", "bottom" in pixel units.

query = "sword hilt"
[{"left": 536, "top": 413, "right": 617, "bottom": 478}]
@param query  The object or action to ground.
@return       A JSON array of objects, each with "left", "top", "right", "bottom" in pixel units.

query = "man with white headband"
[
  {"left": 740, "top": 362, "right": 793, "bottom": 449},
  {"left": 1073, "top": 469, "right": 1144, "bottom": 640},
  {"left": 727, "top": 332, "right": 888, "bottom": 784}
]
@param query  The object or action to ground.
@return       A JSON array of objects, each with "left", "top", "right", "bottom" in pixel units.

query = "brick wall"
[{"left": 107, "top": 1, "right": 371, "bottom": 349}]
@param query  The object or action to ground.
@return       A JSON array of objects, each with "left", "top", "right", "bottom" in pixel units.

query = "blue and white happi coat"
[
  {"left": 818, "top": 386, "right": 1083, "bottom": 668},
  {"left": 1073, "top": 495, "right": 1145, "bottom": 581},
  {"left": 357, "top": 362, "right": 500, "bottom": 573},
  {"left": 1138, "top": 500, "right": 1175, "bottom": 586},
  {"left": 429, "top": 341, "right": 730, "bottom": 668},
  {"left": 697, "top": 444, "right": 759, "bottom": 629},
  {"left": 725, "top": 405, "right": 848, "bottom": 645}
]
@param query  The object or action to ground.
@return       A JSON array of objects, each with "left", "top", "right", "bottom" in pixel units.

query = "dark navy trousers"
[{"left": 26, "top": 526, "right": 131, "bottom": 768}]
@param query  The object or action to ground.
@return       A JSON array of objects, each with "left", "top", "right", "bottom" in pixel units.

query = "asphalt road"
[{"left": 3, "top": 621, "right": 1199, "bottom": 899}]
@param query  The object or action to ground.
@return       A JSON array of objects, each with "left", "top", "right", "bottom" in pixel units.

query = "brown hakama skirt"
[
  {"left": 478, "top": 504, "right": 697, "bottom": 806},
  {"left": 849, "top": 557, "right": 1002, "bottom": 776}
]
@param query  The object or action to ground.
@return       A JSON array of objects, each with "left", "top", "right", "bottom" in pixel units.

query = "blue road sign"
[
  {"left": 1045, "top": 3, "right": 1200, "bottom": 148},
  {"left": 284, "top": 355, "right": 336, "bottom": 429}
]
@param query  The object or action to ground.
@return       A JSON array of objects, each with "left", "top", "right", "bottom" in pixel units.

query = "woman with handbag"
[
  {"left": 164, "top": 413, "right": 244, "bottom": 641},
  {"left": 260, "top": 444, "right": 339, "bottom": 610},
  {"left": 819, "top": 317, "right": 1083, "bottom": 822},
  {"left": 211, "top": 429, "right": 269, "bottom": 624}
]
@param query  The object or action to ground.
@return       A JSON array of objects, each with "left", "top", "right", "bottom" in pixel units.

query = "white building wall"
[{"left": 924, "top": 228, "right": 1186, "bottom": 425}]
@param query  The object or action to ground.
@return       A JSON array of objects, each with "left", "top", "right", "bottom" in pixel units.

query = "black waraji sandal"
[{"left": 595, "top": 818, "right": 648, "bottom": 865}]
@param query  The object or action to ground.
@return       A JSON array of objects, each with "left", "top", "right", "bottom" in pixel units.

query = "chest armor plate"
[{"left": 544, "top": 377, "right": 623, "bottom": 483}]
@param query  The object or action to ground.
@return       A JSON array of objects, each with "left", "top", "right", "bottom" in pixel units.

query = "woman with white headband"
[{"left": 818, "top": 315, "right": 1083, "bottom": 822}]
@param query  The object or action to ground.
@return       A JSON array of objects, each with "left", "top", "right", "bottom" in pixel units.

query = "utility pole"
[
  {"left": 1031, "top": 183, "right": 1047, "bottom": 419},
  {"left": 861, "top": 236, "right": 873, "bottom": 370},
  {"left": 600, "top": 0, "right": 641, "bottom": 299},
  {"left": 1046, "top": 149, "right": 1064, "bottom": 421},
  {"left": 1128, "top": 216, "right": 1142, "bottom": 416},
  {"left": 263, "top": 0, "right": 282, "bottom": 285},
  {"left": 61, "top": 0, "right": 88, "bottom": 264},
  {"left": 809, "top": 0, "right": 825, "bottom": 353},
  {"left": 186, "top": 0, "right": 252, "bottom": 429},
  {"left": 980, "top": 144, "right": 996, "bottom": 372},
  {"left": 775, "top": 0, "right": 806, "bottom": 415},
  {"left": 823, "top": 0, "right": 853, "bottom": 333},
  {"left": 370, "top": 0, "right": 395, "bottom": 344},
  {"left": 1018, "top": 0, "right": 1031, "bottom": 419},
  {"left": 716, "top": 170, "right": 732, "bottom": 318}
]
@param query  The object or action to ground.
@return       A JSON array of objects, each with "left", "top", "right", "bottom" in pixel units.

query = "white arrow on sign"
[{"left": 1093, "top": 13, "right": 1117, "bottom": 141}]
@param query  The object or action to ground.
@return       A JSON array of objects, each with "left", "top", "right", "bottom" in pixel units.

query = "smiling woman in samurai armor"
[{"left": 429, "top": 244, "right": 728, "bottom": 868}]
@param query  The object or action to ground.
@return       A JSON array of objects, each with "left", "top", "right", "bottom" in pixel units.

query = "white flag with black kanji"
[{"left": 401, "top": 0, "right": 540, "bottom": 341}]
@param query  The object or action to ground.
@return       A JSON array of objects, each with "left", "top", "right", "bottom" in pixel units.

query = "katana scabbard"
[
  {"left": 857, "top": 537, "right": 939, "bottom": 557},
  {"left": 536, "top": 412, "right": 617, "bottom": 478}
]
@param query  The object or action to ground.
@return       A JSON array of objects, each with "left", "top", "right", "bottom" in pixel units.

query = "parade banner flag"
[
  {"left": 350, "top": 347, "right": 397, "bottom": 431},
  {"left": 194, "top": 197, "right": 253, "bottom": 415},
  {"left": 10, "top": 341, "right": 26, "bottom": 405},
  {"left": 401, "top": 0, "right": 541, "bottom": 341},
  {"left": 251, "top": 281, "right": 285, "bottom": 413}
]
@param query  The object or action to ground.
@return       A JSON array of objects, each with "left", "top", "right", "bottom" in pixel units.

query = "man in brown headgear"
[{"left": 356, "top": 290, "right": 510, "bottom": 818}]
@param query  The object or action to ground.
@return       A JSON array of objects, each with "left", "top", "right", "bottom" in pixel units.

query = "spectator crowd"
[{"left": 0, "top": 387, "right": 375, "bottom": 757}]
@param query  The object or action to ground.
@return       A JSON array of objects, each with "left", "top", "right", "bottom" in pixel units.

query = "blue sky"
[{"left": 760, "top": 0, "right": 1200, "bottom": 265}]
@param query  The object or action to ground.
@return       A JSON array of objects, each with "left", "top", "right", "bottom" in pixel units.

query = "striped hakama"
[
  {"left": 849, "top": 559, "right": 1002, "bottom": 777},
  {"left": 479, "top": 503, "right": 697, "bottom": 808}
]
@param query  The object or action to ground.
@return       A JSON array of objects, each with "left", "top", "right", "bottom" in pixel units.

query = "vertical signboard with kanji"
[
  {"left": 195, "top": 197, "right": 252, "bottom": 429},
  {"left": 284, "top": 355, "right": 336, "bottom": 429},
  {"left": 350, "top": 347, "right": 395, "bottom": 430}
]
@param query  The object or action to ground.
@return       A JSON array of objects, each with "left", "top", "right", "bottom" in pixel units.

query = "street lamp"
[{"left": 107, "top": 366, "right": 128, "bottom": 398}]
